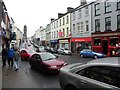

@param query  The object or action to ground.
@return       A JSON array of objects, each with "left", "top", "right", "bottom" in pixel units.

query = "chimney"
[
  {"left": 51, "top": 18, "right": 55, "bottom": 22},
  {"left": 58, "top": 13, "right": 64, "bottom": 18},
  {"left": 67, "top": 7, "right": 74, "bottom": 13},
  {"left": 80, "top": 0, "right": 87, "bottom": 6}
]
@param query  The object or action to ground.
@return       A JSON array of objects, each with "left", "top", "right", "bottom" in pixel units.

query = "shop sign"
[
  {"left": 71, "top": 38, "right": 91, "bottom": 42},
  {"left": 59, "top": 40, "right": 69, "bottom": 43},
  {"left": 50, "top": 40, "right": 58, "bottom": 43},
  {"left": 92, "top": 32, "right": 120, "bottom": 37}
]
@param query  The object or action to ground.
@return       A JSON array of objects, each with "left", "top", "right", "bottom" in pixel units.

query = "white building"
[
  {"left": 71, "top": 1, "right": 93, "bottom": 52},
  {"left": 50, "top": 7, "right": 74, "bottom": 49}
]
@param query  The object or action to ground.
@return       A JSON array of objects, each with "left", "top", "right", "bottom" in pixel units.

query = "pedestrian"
[
  {"left": 2, "top": 47, "right": 8, "bottom": 67},
  {"left": 14, "top": 48, "right": 21, "bottom": 71},
  {"left": 8, "top": 46, "right": 15, "bottom": 68}
]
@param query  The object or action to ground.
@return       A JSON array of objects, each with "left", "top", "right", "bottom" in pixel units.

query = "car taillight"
[{"left": 116, "top": 52, "right": 118, "bottom": 55}]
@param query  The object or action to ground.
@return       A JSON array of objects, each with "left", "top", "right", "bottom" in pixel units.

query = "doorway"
[{"left": 102, "top": 40, "right": 108, "bottom": 55}]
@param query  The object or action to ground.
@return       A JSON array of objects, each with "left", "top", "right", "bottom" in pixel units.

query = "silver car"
[
  {"left": 57, "top": 48, "right": 72, "bottom": 55},
  {"left": 59, "top": 57, "right": 120, "bottom": 90}
]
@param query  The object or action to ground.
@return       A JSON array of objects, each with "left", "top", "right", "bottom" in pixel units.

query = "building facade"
[
  {"left": 45, "top": 24, "right": 51, "bottom": 46},
  {"left": 71, "top": 2, "right": 93, "bottom": 52},
  {"left": 91, "top": 0, "right": 120, "bottom": 56}
]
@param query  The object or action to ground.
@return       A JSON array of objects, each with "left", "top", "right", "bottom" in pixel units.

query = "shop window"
[
  {"left": 94, "top": 38, "right": 101, "bottom": 46},
  {"left": 110, "top": 38, "right": 118, "bottom": 46}
]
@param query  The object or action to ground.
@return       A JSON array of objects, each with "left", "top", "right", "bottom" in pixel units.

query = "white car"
[{"left": 57, "top": 48, "right": 72, "bottom": 55}]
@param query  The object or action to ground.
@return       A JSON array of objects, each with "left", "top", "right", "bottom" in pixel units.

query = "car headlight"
[
  {"left": 49, "top": 66, "right": 57, "bottom": 68},
  {"left": 63, "top": 63, "right": 67, "bottom": 66}
]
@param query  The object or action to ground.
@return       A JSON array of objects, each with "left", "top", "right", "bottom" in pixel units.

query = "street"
[{"left": 2, "top": 43, "right": 93, "bottom": 89}]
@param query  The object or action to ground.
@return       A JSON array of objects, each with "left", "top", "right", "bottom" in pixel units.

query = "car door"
[
  {"left": 34, "top": 54, "right": 42, "bottom": 70},
  {"left": 75, "top": 66, "right": 120, "bottom": 89},
  {"left": 86, "top": 50, "right": 93, "bottom": 57}
]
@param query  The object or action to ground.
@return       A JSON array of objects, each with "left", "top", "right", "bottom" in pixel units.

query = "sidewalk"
[{"left": 0, "top": 55, "right": 2, "bottom": 90}]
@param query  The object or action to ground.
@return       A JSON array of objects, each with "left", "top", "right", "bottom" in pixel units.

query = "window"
[
  {"left": 77, "top": 22, "right": 80, "bottom": 33},
  {"left": 76, "top": 66, "right": 120, "bottom": 87},
  {"left": 105, "top": 0, "right": 111, "bottom": 13},
  {"left": 94, "top": 38, "right": 101, "bottom": 46},
  {"left": 66, "top": 15, "right": 69, "bottom": 23},
  {"left": 86, "top": 20, "right": 89, "bottom": 31},
  {"left": 85, "top": 6, "right": 89, "bottom": 16},
  {"left": 73, "top": 12, "right": 75, "bottom": 20},
  {"left": 117, "top": 0, "right": 120, "bottom": 10},
  {"left": 66, "top": 27, "right": 69, "bottom": 37},
  {"left": 63, "top": 28, "right": 65, "bottom": 37},
  {"left": 63, "top": 17, "right": 65, "bottom": 25},
  {"left": 80, "top": 22, "right": 84, "bottom": 32},
  {"left": 73, "top": 24, "right": 75, "bottom": 33},
  {"left": 54, "top": 31, "right": 55, "bottom": 38},
  {"left": 117, "top": 15, "right": 120, "bottom": 29},
  {"left": 105, "top": 17, "right": 111, "bottom": 31},
  {"left": 57, "top": 30, "right": 58, "bottom": 38},
  {"left": 95, "top": 19, "right": 100, "bottom": 32},
  {"left": 59, "top": 19, "right": 61, "bottom": 26},
  {"left": 57, "top": 21, "right": 58, "bottom": 27},
  {"left": 78, "top": 9, "right": 82, "bottom": 19},
  {"left": 95, "top": 3, "right": 100, "bottom": 16},
  {"left": 110, "top": 37, "right": 118, "bottom": 46}
]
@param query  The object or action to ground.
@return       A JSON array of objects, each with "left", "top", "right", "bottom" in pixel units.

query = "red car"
[
  {"left": 20, "top": 49, "right": 35, "bottom": 61},
  {"left": 29, "top": 52, "right": 67, "bottom": 74}
]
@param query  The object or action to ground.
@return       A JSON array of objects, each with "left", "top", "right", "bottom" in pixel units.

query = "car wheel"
[
  {"left": 80, "top": 54, "right": 84, "bottom": 58},
  {"left": 64, "top": 85, "right": 77, "bottom": 90},
  {"left": 94, "top": 55, "right": 98, "bottom": 59}
]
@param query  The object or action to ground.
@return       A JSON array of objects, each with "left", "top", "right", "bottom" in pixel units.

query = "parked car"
[
  {"left": 80, "top": 49, "right": 106, "bottom": 59},
  {"left": 29, "top": 52, "right": 67, "bottom": 74},
  {"left": 57, "top": 48, "right": 72, "bottom": 55},
  {"left": 59, "top": 57, "right": 120, "bottom": 90},
  {"left": 20, "top": 49, "right": 35, "bottom": 61},
  {"left": 49, "top": 47, "right": 58, "bottom": 53}
]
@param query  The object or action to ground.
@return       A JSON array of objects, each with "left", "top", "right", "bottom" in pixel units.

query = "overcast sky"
[{"left": 3, "top": 0, "right": 94, "bottom": 37}]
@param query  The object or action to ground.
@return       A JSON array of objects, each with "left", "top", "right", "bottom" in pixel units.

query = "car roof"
[
  {"left": 87, "top": 57, "right": 120, "bottom": 66},
  {"left": 33, "top": 52, "right": 52, "bottom": 55}
]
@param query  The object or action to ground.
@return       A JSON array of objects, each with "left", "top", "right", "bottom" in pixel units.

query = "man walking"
[
  {"left": 2, "top": 47, "right": 8, "bottom": 67},
  {"left": 8, "top": 47, "right": 15, "bottom": 68},
  {"left": 14, "top": 48, "right": 21, "bottom": 71}
]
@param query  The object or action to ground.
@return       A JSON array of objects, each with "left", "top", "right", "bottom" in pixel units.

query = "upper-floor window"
[
  {"left": 78, "top": 9, "right": 82, "bottom": 19},
  {"left": 66, "top": 15, "right": 69, "bottom": 24},
  {"left": 57, "top": 30, "right": 58, "bottom": 38},
  {"left": 63, "top": 28, "right": 65, "bottom": 37},
  {"left": 54, "top": 31, "right": 55, "bottom": 38},
  {"left": 63, "top": 17, "right": 65, "bottom": 25},
  {"left": 117, "top": 15, "right": 120, "bottom": 29},
  {"left": 95, "top": 19, "right": 100, "bottom": 32},
  {"left": 59, "top": 19, "right": 61, "bottom": 26},
  {"left": 73, "top": 24, "right": 75, "bottom": 33},
  {"left": 105, "top": 0, "right": 111, "bottom": 13},
  {"left": 85, "top": 6, "right": 89, "bottom": 16},
  {"left": 80, "top": 22, "right": 84, "bottom": 32},
  {"left": 77, "top": 22, "right": 80, "bottom": 33},
  {"left": 73, "top": 12, "right": 75, "bottom": 21},
  {"left": 86, "top": 20, "right": 89, "bottom": 31},
  {"left": 66, "top": 27, "right": 69, "bottom": 36},
  {"left": 105, "top": 17, "right": 111, "bottom": 31},
  {"left": 57, "top": 21, "right": 58, "bottom": 27},
  {"left": 117, "top": 0, "right": 120, "bottom": 10},
  {"left": 54, "top": 22, "right": 55, "bottom": 29},
  {"left": 95, "top": 3, "right": 100, "bottom": 16}
]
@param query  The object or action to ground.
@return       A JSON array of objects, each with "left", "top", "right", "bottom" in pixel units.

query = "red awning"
[{"left": 71, "top": 37, "right": 91, "bottom": 42}]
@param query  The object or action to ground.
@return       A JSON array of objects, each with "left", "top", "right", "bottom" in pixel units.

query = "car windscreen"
[{"left": 40, "top": 53, "right": 56, "bottom": 61}]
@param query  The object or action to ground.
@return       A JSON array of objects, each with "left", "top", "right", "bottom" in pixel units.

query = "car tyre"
[
  {"left": 80, "top": 54, "right": 84, "bottom": 58},
  {"left": 64, "top": 85, "right": 77, "bottom": 90},
  {"left": 94, "top": 55, "right": 98, "bottom": 59}
]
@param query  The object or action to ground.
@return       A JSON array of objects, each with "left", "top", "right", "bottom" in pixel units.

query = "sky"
[{"left": 3, "top": 0, "right": 94, "bottom": 37}]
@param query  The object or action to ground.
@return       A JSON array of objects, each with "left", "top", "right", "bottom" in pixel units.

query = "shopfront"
[
  {"left": 59, "top": 39, "right": 70, "bottom": 49},
  {"left": 50, "top": 40, "right": 59, "bottom": 49},
  {"left": 71, "top": 37, "right": 91, "bottom": 53},
  {"left": 92, "top": 31, "right": 120, "bottom": 56}
]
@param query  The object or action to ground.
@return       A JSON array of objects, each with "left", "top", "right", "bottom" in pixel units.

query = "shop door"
[{"left": 102, "top": 40, "right": 108, "bottom": 55}]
